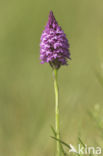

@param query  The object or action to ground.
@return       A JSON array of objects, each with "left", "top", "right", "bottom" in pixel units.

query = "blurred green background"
[{"left": 0, "top": 0, "right": 103, "bottom": 155}]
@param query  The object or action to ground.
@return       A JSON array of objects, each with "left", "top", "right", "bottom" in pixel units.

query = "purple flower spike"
[{"left": 40, "top": 11, "right": 71, "bottom": 69}]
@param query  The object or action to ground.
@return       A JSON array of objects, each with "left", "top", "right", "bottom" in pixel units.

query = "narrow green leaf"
[
  {"left": 78, "top": 137, "right": 85, "bottom": 148},
  {"left": 51, "top": 126, "right": 68, "bottom": 156},
  {"left": 51, "top": 136, "right": 71, "bottom": 149},
  {"left": 51, "top": 136, "right": 80, "bottom": 156},
  {"left": 51, "top": 126, "right": 57, "bottom": 137},
  {"left": 78, "top": 137, "right": 93, "bottom": 156}
]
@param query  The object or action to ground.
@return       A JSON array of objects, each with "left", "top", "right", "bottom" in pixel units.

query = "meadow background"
[{"left": 0, "top": 0, "right": 103, "bottom": 155}]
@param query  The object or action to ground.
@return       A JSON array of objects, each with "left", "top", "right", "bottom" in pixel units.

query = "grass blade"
[
  {"left": 51, "top": 136, "right": 80, "bottom": 156},
  {"left": 51, "top": 126, "right": 68, "bottom": 156}
]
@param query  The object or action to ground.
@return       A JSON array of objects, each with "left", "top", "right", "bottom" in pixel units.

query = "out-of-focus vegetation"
[{"left": 0, "top": 0, "right": 103, "bottom": 155}]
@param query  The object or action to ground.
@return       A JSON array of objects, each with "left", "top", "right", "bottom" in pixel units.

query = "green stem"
[{"left": 53, "top": 69, "right": 61, "bottom": 156}]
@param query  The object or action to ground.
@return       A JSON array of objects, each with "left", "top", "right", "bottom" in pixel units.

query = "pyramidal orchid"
[
  {"left": 40, "top": 11, "right": 71, "bottom": 156},
  {"left": 40, "top": 11, "right": 70, "bottom": 69}
]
